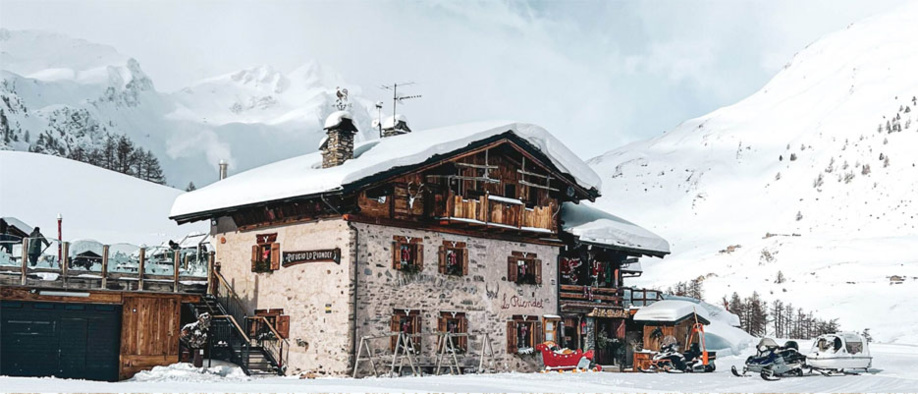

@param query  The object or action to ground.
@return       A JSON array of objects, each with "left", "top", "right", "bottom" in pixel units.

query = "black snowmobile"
[
  {"left": 640, "top": 334, "right": 716, "bottom": 373},
  {"left": 731, "top": 338, "right": 807, "bottom": 380}
]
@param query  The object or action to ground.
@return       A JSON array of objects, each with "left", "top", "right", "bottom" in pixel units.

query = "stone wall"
[
  {"left": 352, "top": 222, "right": 559, "bottom": 373},
  {"left": 214, "top": 219, "right": 355, "bottom": 376}
]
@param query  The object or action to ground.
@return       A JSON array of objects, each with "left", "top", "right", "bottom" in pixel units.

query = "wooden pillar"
[
  {"left": 101, "top": 244, "right": 109, "bottom": 289},
  {"left": 207, "top": 251, "right": 215, "bottom": 295},
  {"left": 138, "top": 247, "right": 145, "bottom": 291},
  {"left": 20, "top": 238, "right": 28, "bottom": 285},
  {"left": 61, "top": 242, "right": 69, "bottom": 288},
  {"left": 173, "top": 248, "right": 181, "bottom": 292}
]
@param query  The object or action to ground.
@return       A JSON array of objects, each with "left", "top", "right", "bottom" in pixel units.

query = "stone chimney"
[
  {"left": 381, "top": 114, "right": 411, "bottom": 138},
  {"left": 321, "top": 110, "right": 359, "bottom": 168}
]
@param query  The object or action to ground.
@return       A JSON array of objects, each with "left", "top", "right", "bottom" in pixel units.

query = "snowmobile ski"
[{"left": 731, "top": 365, "right": 747, "bottom": 377}]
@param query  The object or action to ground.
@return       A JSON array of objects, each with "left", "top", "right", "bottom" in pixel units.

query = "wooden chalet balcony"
[
  {"left": 559, "top": 284, "right": 622, "bottom": 310},
  {"left": 440, "top": 194, "right": 556, "bottom": 234}
]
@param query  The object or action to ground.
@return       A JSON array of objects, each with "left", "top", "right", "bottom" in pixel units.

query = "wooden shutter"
[
  {"left": 506, "top": 321, "right": 517, "bottom": 353},
  {"left": 415, "top": 242, "right": 424, "bottom": 271},
  {"left": 392, "top": 241, "right": 400, "bottom": 270},
  {"left": 270, "top": 242, "right": 281, "bottom": 270},
  {"left": 459, "top": 315, "right": 469, "bottom": 350},
  {"left": 462, "top": 249, "right": 469, "bottom": 276},
  {"left": 507, "top": 258, "right": 517, "bottom": 282},
  {"left": 438, "top": 246, "right": 446, "bottom": 274},
  {"left": 251, "top": 245, "right": 259, "bottom": 271},
  {"left": 534, "top": 259, "right": 542, "bottom": 284},
  {"left": 438, "top": 315, "right": 446, "bottom": 333},
  {"left": 411, "top": 314, "right": 422, "bottom": 351},
  {"left": 276, "top": 315, "right": 290, "bottom": 338},
  {"left": 535, "top": 320, "right": 543, "bottom": 345},
  {"left": 390, "top": 314, "right": 400, "bottom": 351}
]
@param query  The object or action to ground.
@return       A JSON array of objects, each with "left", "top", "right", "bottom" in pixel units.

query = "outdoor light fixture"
[{"left": 38, "top": 290, "right": 90, "bottom": 298}]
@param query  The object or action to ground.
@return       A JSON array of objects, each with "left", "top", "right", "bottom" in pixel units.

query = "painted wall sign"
[
  {"left": 587, "top": 307, "right": 629, "bottom": 319},
  {"left": 255, "top": 233, "right": 277, "bottom": 244},
  {"left": 500, "top": 293, "right": 545, "bottom": 309},
  {"left": 282, "top": 248, "right": 341, "bottom": 267}
]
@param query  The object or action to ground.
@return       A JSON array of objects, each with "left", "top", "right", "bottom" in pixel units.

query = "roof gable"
[{"left": 171, "top": 121, "right": 601, "bottom": 222}]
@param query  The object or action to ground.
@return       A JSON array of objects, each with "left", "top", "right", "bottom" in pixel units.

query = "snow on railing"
[{"left": 0, "top": 236, "right": 214, "bottom": 294}]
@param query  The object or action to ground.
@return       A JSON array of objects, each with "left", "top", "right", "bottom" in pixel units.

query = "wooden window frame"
[
  {"left": 506, "top": 252, "right": 541, "bottom": 285},
  {"left": 438, "top": 312, "right": 468, "bottom": 352},
  {"left": 251, "top": 233, "right": 280, "bottom": 273},
  {"left": 392, "top": 236, "right": 424, "bottom": 273},
  {"left": 506, "top": 315, "right": 542, "bottom": 354},
  {"left": 438, "top": 241, "right": 469, "bottom": 277},
  {"left": 390, "top": 309, "right": 422, "bottom": 352}
]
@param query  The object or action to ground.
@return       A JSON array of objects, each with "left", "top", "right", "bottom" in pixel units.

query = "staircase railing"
[
  {"left": 247, "top": 316, "right": 290, "bottom": 372},
  {"left": 211, "top": 314, "right": 253, "bottom": 374},
  {"left": 212, "top": 270, "right": 288, "bottom": 373}
]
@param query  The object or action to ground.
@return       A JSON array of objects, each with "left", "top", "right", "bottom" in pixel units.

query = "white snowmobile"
[
  {"left": 732, "top": 338, "right": 806, "bottom": 380},
  {"left": 806, "top": 332, "right": 872, "bottom": 376}
]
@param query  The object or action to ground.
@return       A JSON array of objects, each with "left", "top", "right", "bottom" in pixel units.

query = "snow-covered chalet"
[{"left": 170, "top": 112, "right": 670, "bottom": 375}]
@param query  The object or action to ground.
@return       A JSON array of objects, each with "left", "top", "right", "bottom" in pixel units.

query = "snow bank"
[
  {"left": 127, "top": 361, "right": 249, "bottom": 383},
  {"left": 561, "top": 203, "right": 669, "bottom": 256},
  {"left": 171, "top": 121, "right": 602, "bottom": 219}
]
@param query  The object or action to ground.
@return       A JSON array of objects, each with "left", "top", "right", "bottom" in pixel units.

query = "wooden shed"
[{"left": 632, "top": 300, "right": 710, "bottom": 352}]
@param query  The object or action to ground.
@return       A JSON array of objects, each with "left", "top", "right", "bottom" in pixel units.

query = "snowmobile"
[
  {"left": 806, "top": 332, "right": 872, "bottom": 376},
  {"left": 640, "top": 329, "right": 716, "bottom": 373},
  {"left": 731, "top": 338, "right": 806, "bottom": 380}
]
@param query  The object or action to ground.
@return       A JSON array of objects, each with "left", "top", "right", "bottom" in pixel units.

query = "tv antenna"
[{"left": 380, "top": 82, "right": 422, "bottom": 123}]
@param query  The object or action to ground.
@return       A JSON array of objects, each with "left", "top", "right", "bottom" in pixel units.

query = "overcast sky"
[{"left": 1, "top": 0, "right": 910, "bottom": 159}]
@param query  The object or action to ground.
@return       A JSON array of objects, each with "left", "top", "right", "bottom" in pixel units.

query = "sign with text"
[{"left": 282, "top": 248, "right": 341, "bottom": 267}]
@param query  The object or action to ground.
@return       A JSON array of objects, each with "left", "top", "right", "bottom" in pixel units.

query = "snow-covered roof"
[
  {"left": 382, "top": 114, "right": 409, "bottom": 130},
  {"left": 560, "top": 203, "right": 670, "bottom": 257},
  {"left": 633, "top": 300, "right": 711, "bottom": 324},
  {"left": 171, "top": 121, "right": 602, "bottom": 221},
  {"left": 1, "top": 216, "right": 33, "bottom": 235},
  {"left": 324, "top": 110, "right": 352, "bottom": 129}
]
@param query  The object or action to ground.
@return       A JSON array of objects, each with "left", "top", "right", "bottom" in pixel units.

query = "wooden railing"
[
  {"left": 213, "top": 271, "right": 289, "bottom": 373},
  {"left": 0, "top": 239, "right": 211, "bottom": 293},
  {"left": 559, "top": 284, "right": 622, "bottom": 309},
  {"left": 247, "top": 316, "right": 290, "bottom": 371},
  {"left": 443, "top": 193, "right": 555, "bottom": 233}
]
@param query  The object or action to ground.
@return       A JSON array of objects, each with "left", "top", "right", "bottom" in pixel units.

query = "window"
[
  {"left": 251, "top": 233, "right": 279, "bottom": 272},
  {"left": 391, "top": 309, "right": 421, "bottom": 352},
  {"left": 438, "top": 241, "right": 468, "bottom": 276},
  {"left": 438, "top": 312, "right": 468, "bottom": 352},
  {"left": 507, "top": 315, "right": 541, "bottom": 354},
  {"left": 506, "top": 252, "right": 541, "bottom": 285},
  {"left": 504, "top": 183, "right": 517, "bottom": 199},
  {"left": 392, "top": 236, "right": 424, "bottom": 273}
]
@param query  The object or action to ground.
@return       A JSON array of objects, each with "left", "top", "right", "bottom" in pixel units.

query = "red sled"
[{"left": 535, "top": 342, "right": 601, "bottom": 372}]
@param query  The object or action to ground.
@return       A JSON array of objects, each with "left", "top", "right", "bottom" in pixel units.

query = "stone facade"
[
  {"left": 214, "top": 218, "right": 560, "bottom": 376},
  {"left": 321, "top": 128, "right": 355, "bottom": 168}
]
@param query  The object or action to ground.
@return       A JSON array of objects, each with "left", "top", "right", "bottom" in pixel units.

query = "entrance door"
[
  {"left": 0, "top": 301, "right": 121, "bottom": 381},
  {"left": 595, "top": 318, "right": 625, "bottom": 365}
]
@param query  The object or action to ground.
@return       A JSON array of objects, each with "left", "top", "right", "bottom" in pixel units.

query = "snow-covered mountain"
[
  {"left": 0, "top": 28, "right": 377, "bottom": 188},
  {"left": 0, "top": 151, "right": 205, "bottom": 245},
  {"left": 588, "top": 4, "right": 918, "bottom": 344}
]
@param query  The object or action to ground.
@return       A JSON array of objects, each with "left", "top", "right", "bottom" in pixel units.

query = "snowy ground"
[{"left": 2, "top": 343, "right": 916, "bottom": 393}]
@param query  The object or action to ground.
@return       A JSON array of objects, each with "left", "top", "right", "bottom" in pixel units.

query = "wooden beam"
[
  {"left": 20, "top": 238, "right": 28, "bottom": 286},
  {"left": 101, "top": 244, "right": 109, "bottom": 289},
  {"left": 0, "top": 286, "right": 123, "bottom": 304},
  {"left": 61, "top": 242, "right": 69, "bottom": 289},
  {"left": 138, "top": 247, "right": 145, "bottom": 291}
]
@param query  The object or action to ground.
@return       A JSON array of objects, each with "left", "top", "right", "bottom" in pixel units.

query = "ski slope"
[
  {"left": 0, "top": 151, "right": 204, "bottom": 245},
  {"left": 587, "top": 3, "right": 918, "bottom": 344}
]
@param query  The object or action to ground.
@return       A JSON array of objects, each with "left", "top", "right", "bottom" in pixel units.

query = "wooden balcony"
[
  {"left": 559, "top": 284, "right": 622, "bottom": 311},
  {"left": 440, "top": 194, "right": 556, "bottom": 234}
]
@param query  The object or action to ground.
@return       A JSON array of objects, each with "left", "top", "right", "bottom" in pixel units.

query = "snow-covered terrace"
[
  {"left": 560, "top": 202, "right": 670, "bottom": 257},
  {"left": 170, "top": 121, "right": 602, "bottom": 222}
]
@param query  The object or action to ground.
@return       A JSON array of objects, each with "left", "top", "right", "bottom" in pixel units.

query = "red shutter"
[
  {"left": 390, "top": 314, "right": 400, "bottom": 351},
  {"left": 276, "top": 315, "right": 290, "bottom": 338},
  {"left": 415, "top": 242, "right": 424, "bottom": 271},
  {"left": 462, "top": 249, "right": 469, "bottom": 276},
  {"left": 251, "top": 245, "right": 259, "bottom": 271},
  {"left": 507, "top": 258, "right": 517, "bottom": 282},
  {"left": 534, "top": 259, "right": 542, "bottom": 284},
  {"left": 507, "top": 321, "right": 518, "bottom": 353},
  {"left": 438, "top": 246, "right": 446, "bottom": 274},
  {"left": 392, "top": 241, "right": 400, "bottom": 270},
  {"left": 270, "top": 242, "right": 281, "bottom": 270}
]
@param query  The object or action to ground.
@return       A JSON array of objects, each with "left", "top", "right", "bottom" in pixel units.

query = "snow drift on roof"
[
  {"left": 383, "top": 114, "right": 409, "bottom": 130},
  {"left": 561, "top": 202, "right": 669, "bottom": 256},
  {"left": 171, "top": 121, "right": 601, "bottom": 219},
  {"left": 633, "top": 300, "right": 710, "bottom": 323},
  {"left": 1, "top": 217, "right": 33, "bottom": 235},
  {"left": 324, "top": 110, "right": 352, "bottom": 129}
]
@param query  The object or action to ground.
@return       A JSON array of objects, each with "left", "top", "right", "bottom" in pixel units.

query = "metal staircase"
[{"left": 186, "top": 273, "right": 289, "bottom": 376}]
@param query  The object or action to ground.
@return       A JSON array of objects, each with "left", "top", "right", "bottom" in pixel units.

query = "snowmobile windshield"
[{"left": 846, "top": 341, "right": 863, "bottom": 354}]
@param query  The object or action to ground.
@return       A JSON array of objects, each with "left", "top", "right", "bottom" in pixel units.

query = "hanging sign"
[
  {"left": 282, "top": 248, "right": 341, "bottom": 267},
  {"left": 587, "top": 308, "right": 630, "bottom": 319}
]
